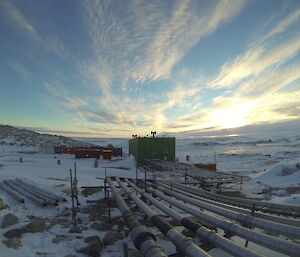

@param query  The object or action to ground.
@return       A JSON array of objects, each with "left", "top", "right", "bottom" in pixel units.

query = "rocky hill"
[{"left": 0, "top": 125, "right": 92, "bottom": 147}]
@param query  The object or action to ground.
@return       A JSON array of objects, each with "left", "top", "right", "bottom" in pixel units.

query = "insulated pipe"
[
  {"left": 115, "top": 177, "right": 211, "bottom": 257},
  {"left": 14, "top": 179, "right": 59, "bottom": 202},
  {"left": 0, "top": 181, "right": 24, "bottom": 203},
  {"left": 3, "top": 180, "right": 47, "bottom": 206},
  {"left": 16, "top": 178, "right": 65, "bottom": 201},
  {"left": 169, "top": 182, "right": 300, "bottom": 216},
  {"left": 8, "top": 180, "right": 57, "bottom": 206},
  {"left": 158, "top": 181, "right": 300, "bottom": 227},
  {"left": 156, "top": 183, "right": 300, "bottom": 239},
  {"left": 12, "top": 180, "right": 58, "bottom": 205},
  {"left": 146, "top": 184, "right": 300, "bottom": 257},
  {"left": 106, "top": 178, "right": 168, "bottom": 257},
  {"left": 125, "top": 178, "right": 263, "bottom": 257}
]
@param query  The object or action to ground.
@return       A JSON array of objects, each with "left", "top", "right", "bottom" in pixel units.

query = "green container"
[{"left": 129, "top": 137, "right": 175, "bottom": 164}]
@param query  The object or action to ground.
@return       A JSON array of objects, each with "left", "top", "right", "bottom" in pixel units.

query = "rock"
[
  {"left": 69, "top": 226, "right": 82, "bottom": 234},
  {"left": 81, "top": 187, "right": 102, "bottom": 197},
  {"left": 103, "top": 231, "right": 123, "bottom": 245},
  {"left": 2, "top": 238, "right": 22, "bottom": 249},
  {"left": 128, "top": 248, "right": 144, "bottom": 257},
  {"left": 78, "top": 236, "right": 103, "bottom": 257},
  {"left": 0, "top": 198, "right": 8, "bottom": 210},
  {"left": 1, "top": 213, "right": 19, "bottom": 228},
  {"left": 52, "top": 235, "right": 70, "bottom": 244},
  {"left": 4, "top": 228, "right": 23, "bottom": 239},
  {"left": 23, "top": 217, "right": 46, "bottom": 233}
]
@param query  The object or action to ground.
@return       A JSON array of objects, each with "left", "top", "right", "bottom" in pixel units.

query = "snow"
[
  {"left": 251, "top": 163, "right": 300, "bottom": 187},
  {"left": 1, "top": 132, "right": 300, "bottom": 256}
]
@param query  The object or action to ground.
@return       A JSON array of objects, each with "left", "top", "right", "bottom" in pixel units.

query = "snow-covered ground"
[{"left": 0, "top": 133, "right": 300, "bottom": 256}]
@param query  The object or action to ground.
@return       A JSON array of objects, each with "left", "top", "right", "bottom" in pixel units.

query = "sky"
[{"left": 0, "top": 0, "right": 300, "bottom": 138}]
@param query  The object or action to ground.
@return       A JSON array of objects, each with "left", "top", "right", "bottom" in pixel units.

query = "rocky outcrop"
[
  {"left": 2, "top": 238, "right": 22, "bottom": 249},
  {"left": 77, "top": 235, "right": 103, "bottom": 257},
  {"left": 23, "top": 217, "right": 46, "bottom": 233},
  {"left": 1, "top": 213, "right": 19, "bottom": 228},
  {"left": 102, "top": 231, "right": 123, "bottom": 245}
]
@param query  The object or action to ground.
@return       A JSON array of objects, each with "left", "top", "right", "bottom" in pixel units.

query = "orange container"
[
  {"left": 103, "top": 149, "right": 112, "bottom": 160},
  {"left": 194, "top": 163, "right": 217, "bottom": 171}
]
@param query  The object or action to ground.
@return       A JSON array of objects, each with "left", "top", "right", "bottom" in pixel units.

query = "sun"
[{"left": 210, "top": 103, "right": 253, "bottom": 129}]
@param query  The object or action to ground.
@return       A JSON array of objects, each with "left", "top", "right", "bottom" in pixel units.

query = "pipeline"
[
  {"left": 125, "top": 178, "right": 263, "bottom": 257},
  {"left": 0, "top": 181, "right": 24, "bottom": 203},
  {"left": 158, "top": 181, "right": 300, "bottom": 227},
  {"left": 3, "top": 180, "right": 47, "bottom": 206},
  {"left": 106, "top": 178, "right": 168, "bottom": 257},
  {"left": 168, "top": 181, "right": 300, "bottom": 216},
  {"left": 8, "top": 180, "right": 57, "bottom": 206},
  {"left": 15, "top": 180, "right": 59, "bottom": 202},
  {"left": 115, "top": 177, "right": 211, "bottom": 257},
  {"left": 155, "top": 183, "right": 300, "bottom": 239},
  {"left": 12, "top": 180, "right": 58, "bottom": 205},
  {"left": 16, "top": 178, "right": 65, "bottom": 201},
  {"left": 145, "top": 182, "right": 300, "bottom": 257}
]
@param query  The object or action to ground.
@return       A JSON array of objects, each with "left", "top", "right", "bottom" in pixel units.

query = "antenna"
[{"left": 151, "top": 131, "right": 156, "bottom": 138}]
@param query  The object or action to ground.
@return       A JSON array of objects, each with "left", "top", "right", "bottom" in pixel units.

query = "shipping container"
[
  {"left": 194, "top": 163, "right": 217, "bottom": 171},
  {"left": 75, "top": 149, "right": 100, "bottom": 159},
  {"left": 103, "top": 149, "right": 112, "bottom": 160}
]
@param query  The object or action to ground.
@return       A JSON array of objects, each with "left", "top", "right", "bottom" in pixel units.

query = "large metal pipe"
[
  {"left": 14, "top": 179, "right": 59, "bottom": 202},
  {"left": 12, "top": 180, "right": 58, "bottom": 205},
  {"left": 3, "top": 180, "right": 47, "bottom": 206},
  {"left": 0, "top": 181, "right": 24, "bottom": 203},
  {"left": 146, "top": 183, "right": 300, "bottom": 257},
  {"left": 155, "top": 183, "right": 300, "bottom": 239},
  {"left": 115, "top": 177, "right": 211, "bottom": 257},
  {"left": 16, "top": 178, "right": 65, "bottom": 201},
  {"left": 8, "top": 180, "right": 57, "bottom": 206},
  {"left": 158, "top": 181, "right": 300, "bottom": 227},
  {"left": 106, "top": 178, "right": 168, "bottom": 257},
  {"left": 125, "top": 178, "right": 262, "bottom": 257},
  {"left": 168, "top": 181, "right": 300, "bottom": 216}
]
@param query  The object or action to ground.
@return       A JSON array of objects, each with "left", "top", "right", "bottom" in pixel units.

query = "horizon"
[{"left": 1, "top": 0, "right": 300, "bottom": 137}]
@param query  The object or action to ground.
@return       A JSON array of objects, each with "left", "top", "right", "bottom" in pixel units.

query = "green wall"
[{"left": 129, "top": 137, "right": 175, "bottom": 163}]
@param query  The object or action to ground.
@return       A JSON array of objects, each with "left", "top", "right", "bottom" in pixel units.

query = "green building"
[{"left": 129, "top": 137, "right": 175, "bottom": 164}]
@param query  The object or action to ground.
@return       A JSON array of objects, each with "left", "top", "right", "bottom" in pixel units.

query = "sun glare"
[{"left": 211, "top": 103, "right": 253, "bottom": 129}]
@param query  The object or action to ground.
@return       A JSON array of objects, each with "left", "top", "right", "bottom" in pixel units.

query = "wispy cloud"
[
  {"left": 209, "top": 7, "right": 300, "bottom": 89},
  {"left": 9, "top": 60, "right": 30, "bottom": 79},
  {"left": 73, "top": 0, "right": 247, "bottom": 135},
  {"left": 209, "top": 34, "right": 300, "bottom": 88},
  {"left": 0, "top": 0, "right": 38, "bottom": 39},
  {"left": 260, "top": 8, "right": 300, "bottom": 43},
  {"left": 0, "top": 0, "right": 66, "bottom": 57},
  {"left": 81, "top": 0, "right": 247, "bottom": 89}
]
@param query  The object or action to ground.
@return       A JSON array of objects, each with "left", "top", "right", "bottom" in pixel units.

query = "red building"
[{"left": 75, "top": 149, "right": 100, "bottom": 159}]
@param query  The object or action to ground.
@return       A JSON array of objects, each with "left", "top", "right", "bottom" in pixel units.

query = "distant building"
[
  {"left": 129, "top": 137, "right": 175, "bottom": 163},
  {"left": 75, "top": 149, "right": 100, "bottom": 159},
  {"left": 39, "top": 142, "right": 60, "bottom": 154}
]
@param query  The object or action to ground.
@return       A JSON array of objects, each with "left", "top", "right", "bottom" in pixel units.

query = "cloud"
[
  {"left": 260, "top": 8, "right": 300, "bottom": 43},
  {"left": 9, "top": 60, "right": 30, "bottom": 79},
  {"left": 71, "top": 0, "right": 247, "bottom": 136},
  {"left": 208, "top": 6, "right": 300, "bottom": 89},
  {"left": 81, "top": 0, "right": 247, "bottom": 90},
  {"left": 209, "top": 34, "right": 300, "bottom": 88},
  {"left": 0, "top": 0, "right": 66, "bottom": 58},
  {"left": 0, "top": 0, "right": 38, "bottom": 39},
  {"left": 235, "top": 62, "right": 300, "bottom": 97}
]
